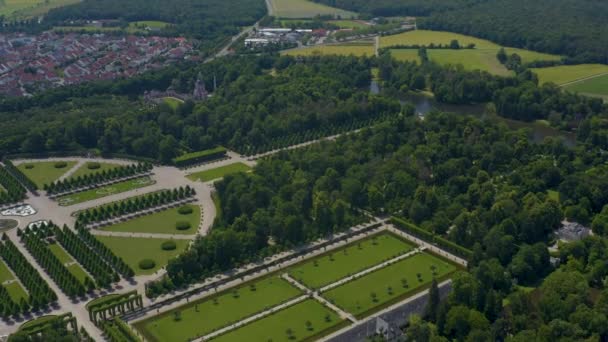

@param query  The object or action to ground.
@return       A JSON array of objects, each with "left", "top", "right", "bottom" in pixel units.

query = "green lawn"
[
  {"left": 56, "top": 177, "right": 155, "bottom": 206},
  {"left": 67, "top": 162, "right": 123, "bottom": 180},
  {"left": 284, "top": 43, "right": 374, "bottom": 57},
  {"left": 48, "top": 243, "right": 90, "bottom": 285},
  {"left": 564, "top": 74, "right": 608, "bottom": 98},
  {"left": 0, "top": 0, "right": 79, "bottom": 18},
  {"left": 17, "top": 161, "right": 77, "bottom": 189},
  {"left": 288, "top": 233, "right": 414, "bottom": 289},
  {"left": 95, "top": 236, "right": 188, "bottom": 275},
  {"left": 5, "top": 281, "right": 28, "bottom": 303},
  {"left": 66, "top": 264, "right": 91, "bottom": 285},
  {"left": 547, "top": 190, "right": 560, "bottom": 202},
  {"left": 323, "top": 252, "right": 457, "bottom": 317},
  {"left": 186, "top": 163, "right": 251, "bottom": 182},
  {"left": 163, "top": 97, "right": 184, "bottom": 110},
  {"left": 100, "top": 204, "right": 200, "bottom": 235},
  {"left": 329, "top": 20, "right": 368, "bottom": 29},
  {"left": 0, "top": 259, "right": 15, "bottom": 283},
  {"left": 135, "top": 276, "right": 302, "bottom": 342},
  {"left": 213, "top": 299, "right": 346, "bottom": 342},
  {"left": 268, "top": 0, "right": 356, "bottom": 18},
  {"left": 532, "top": 64, "right": 608, "bottom": 85},
  {"left": 427, "top": 49, "right": 511, "bottom": 76}
]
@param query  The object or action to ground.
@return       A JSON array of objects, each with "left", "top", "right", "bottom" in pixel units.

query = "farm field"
[
  {"left": 564, "top": 74, "right": 608, "bottom": 99},
  {"left": 48, "top": 244, "right": 90, "bottom": 284},
  {"left": 0, "top": 0, "right": 79, "bottom": 19},
  {"left": 56, "top": 176, "right": 155, "bottom": 206},
  {"left": 134, "top": 276, "right": 302, "bottom": 342},
  {"left": 288, "top": 233, "right": 414, "bottom": 288},
  {"left": 212, "top": 299, "right": 345, "bottom": 342},
  {"left": 68, "top": 162, "right": 123, "bottom": 180},
  {"left": 17, "top": 161, "right": 77, "bottom": 189},
  {"left": 100, "top": 204, "right": 200, "bottom": 235},
  {"left": 323, "top": 252, "right": 457, "bottom": 317},
  {"left": 532, "top": 64, "right": 608, "bottom": 85},
  {"left": 94, "top": 236, "right": 188, "bottom": 275},
  {"left": 381, "top": 30, "right": 501, "bottom": 49},
  {"left": 427, "top": 49, "right": 511, "bottom": 76},
  {"left": 186, "top": 163, "right": 251, "bottom": 182},
  {"left": 268, "top": 0, "right": 356, "bottom": 19},
  {"left": 283, "top": 43, "right": 374, "bottom": 57}
]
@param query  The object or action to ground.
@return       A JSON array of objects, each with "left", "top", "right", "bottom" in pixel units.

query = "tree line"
[
  {"left": 0, "top": 165, "right": 26, "bottom": 205},
  {"left": 44, "top": 163, "right": 152, "bottom": 194},
  {"left": 75, "top": 227, "right": 135, "bottom": 278}
]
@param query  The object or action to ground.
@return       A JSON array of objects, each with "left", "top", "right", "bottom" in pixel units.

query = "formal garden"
[
  {"left": 134, "top": 276, "right": 302, "bottom": 341},
  {"left": 16, "top": 161, "right": 77, "bottom": 189},
  {"left": 97, "top": 204, "right": 200, "bottom": 235},
  {"left": 56, "top": 177, "right": 155, "bottom": 206},
  {"left": 67, "top": 162, "right": 123, "bottom": 180},
  {"left": 186, "top": 163, "right": 251, "bottom": 182}
]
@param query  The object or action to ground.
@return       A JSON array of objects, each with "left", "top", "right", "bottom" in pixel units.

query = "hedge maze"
[
  {"left": 0, "top": 235, "right": 56, "bottom": 316},
  {"left": 44, "top": 162, "right": 153, "bottom": 195},
  {"left": 0, "top": 164, "right": 26, "bottom": 205}
]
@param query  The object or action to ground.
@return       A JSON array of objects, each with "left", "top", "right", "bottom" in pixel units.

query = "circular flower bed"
[
  {"left": 138, "top": 259, "right": 156, "bottom": 270},
  {"left": 175, "top": 221, "right": 191, "bottom": 231},
  {"left": 87, "top": 162, "right": 101, "bottom": 170},
  {"left": 178, "top": 206, "right": 193, "bottom": 215},
  {"left": 161, "top": 241, "right": 177, "bottom": 250},
  {"left": 54, "top": 162, "right": 68, "bottom": 169}
]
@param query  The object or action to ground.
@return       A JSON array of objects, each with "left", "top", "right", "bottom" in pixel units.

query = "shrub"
[
  {"left": 54, "top": 162, "right": 68, "bottom": 169},
  {"left": 24, "top": 164, "right": 34, "bottom": 169},
  {"left": 175, "top": 221, "right": 191, "bottom": 231},
  {"left": 138, "top": 259, "right": 156, "bottom": 270},
  {"left": 161, "top": 241, "right": 177, "bottom": 250},
  {"left": 178, "top": 206, "right": 193, "bottom": 215},
  {"left": 87, "top": 162, "right": 101, "bottom": 170}
]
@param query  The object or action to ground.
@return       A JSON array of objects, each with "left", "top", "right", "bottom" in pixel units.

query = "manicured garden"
[
  {"left": 186, "top": 163, "right": 251, "bottom": 182},
  {"left": 17, "top": 161, "right": 77, "bottom": 188},
  {"left": 323, "top": 252, "right": 457, "bottom": 317},
  {"left": 94, "top": 236, "right": 188, "bottom": 275},
  {"left": 56, "top": 177, "right": 155, "bottom": 206},
  {"left": 48, "top": 243, "right": 90, "bottom": 285},
  {"left": 0, "top": 259, "right": 28, "bottom": 302},
  {"left": 134, "top": 276, "right": 302, "bottom": 342},
  {"left": 212, "top": 299, "right": 346, "bottom": 342},
  {"left": 100, "top": 204, "right": 200, "bottom": 235},
  {"left": 68, "top": 162, "right": 122, "bottom": 180},
  {"left": 288, "top": 232, "right": 414, "bottom": 288}
]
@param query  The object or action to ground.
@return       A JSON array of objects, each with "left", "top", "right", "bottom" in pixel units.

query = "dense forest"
[{"left": 312, "top": 0, "right": 608, "bottom": 64}]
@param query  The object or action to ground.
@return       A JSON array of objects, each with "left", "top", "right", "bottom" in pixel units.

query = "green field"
[
  {"left": 17, "top": 161, "right": 77, "bottom": 188},
  {"left": 48, "top": 243, "right": 90, "bottom": 284},
  {"left": 329, "top": 20, "right": 368, "bottom": 29},
  {"left": 95, "top": 236, "right": 188, "bottom": 275},
  {"left": 288, "top": 233, "right": 414, "bottom": 288},
  {"left": 135, "top": 276, "right": 302, "bottom": 342},
  {"left": 56, "top": 177, "right": 155, "bottom": 206},
  {"left": 283, "top": 43, "right": 374, "bottom": 57},
  {"left": 268, "top": 0, "right": 356, "bottom": 19},
  {"left": 427, "top": 49, "right": 510, "bottom": 76},
  {"left": 68, "top": 162, "right": 123, "bottom": 180},
  {"left": 213, "top": 299, "right": 346, "bottom": 342},
  {"left": 564, "top": 74, "right": 608, "bottom": 99},
  {"left": 163, "top": 97, "right": 184, "bottom": 110},
  {"left": 100, "top": 204, "right": 200, "bottom": 235},
  {"left": 186, "top": 163, "right": 251, "bottom": 182},
  {"left": 128, "top": 20, "right": 170, "bottom": 32},
  {"left": 53, "top": 25, "right": 122, "bottom": 32},
  {"left": 323, "top": 252, "right": 456, "bottom": 317},
  {"left": 4, "top": 281, "right": 28, "bottom": 302},
  {"left": 0, "top": 259, "right": 14, "bottom": 283},
  {"left": 0, "top": 0, "right": 79, "bottom": 19},
  {"left": 381, "top": 30, "right": 501, "bottom": 49},
  {"left": 532, "top": 64, "right": 608, "bottom": 85}
]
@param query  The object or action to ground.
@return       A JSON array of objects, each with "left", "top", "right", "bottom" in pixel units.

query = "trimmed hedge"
[
  {"left": 175, "top": 221, "right": 191, "bottom": 231},
  {"left": 87, "top": 162, "right": 101, "bottom": 170},
  {"left": 177, "top": 206, "right": 193, "bottom": 215},
  {"left": 161, "top": 241, "right": 177, "bottom": 251},
  {"left": 54, "top": 162, "right": 68, "bottom": 169},
  {"left": 390, "top": 216, "right": 473, "bottom": 260},
  {"left": 138, "top": 259, "right": 156, "bottom": 270},
  {"left": 172, "top": 147, "right": 227, "bottom": 167}
]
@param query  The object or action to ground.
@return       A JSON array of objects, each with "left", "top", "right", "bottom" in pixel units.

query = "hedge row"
[
  {"left": 390, "top": 216, "right": 473, "bottom": 260},
  {"left": 2, "top": 160, "right": 36, "bottom": 191},
  {"left": 0, "top": 165, "right": 26, "bottom": 205},
  {"left": 76, "top": 228, "right": 135, "bottom": 278},
  {"left": 172, "top": 147, "right": 227, "bottom": 167},
  {"left": 101, "top": 318, "right": 141, "bottom": 342},
  {"left": 44, "top": 163, "right": 152, "bottom": 194}
]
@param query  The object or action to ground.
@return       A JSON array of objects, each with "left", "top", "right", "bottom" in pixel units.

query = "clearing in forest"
[{"left": 268, "top": 0, "right": 356, "bottom": 19}]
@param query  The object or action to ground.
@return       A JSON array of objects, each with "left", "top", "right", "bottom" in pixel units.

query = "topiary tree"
[
  {"left": 138, "top": 259, "right": 156, "bottom": 270},
  {"left": 175, "top": 221, "right": 191, "bottom": 231},
  {"left": 161, "top": 241, "right": 177, "bottom": 250}
]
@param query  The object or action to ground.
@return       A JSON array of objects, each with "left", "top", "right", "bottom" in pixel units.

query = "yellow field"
[
  {"left": 268, "top": 0, "right": 356, "bottom": 19},
  {"left": 283, "top": 43, "right": 374, "bottom": 57},
  {"left": 531, "top": 64, "right": 608, "bottom": 85},
  {"left": 0, "top": 0, "right": 79, "bottom": 19},
  {"left": 381, "top": 30, "right": 501, "bottom": 49}
]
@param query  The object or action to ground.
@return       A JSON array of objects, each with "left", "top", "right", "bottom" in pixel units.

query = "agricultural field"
[
  {"left": 94, "top": 236, "right": 188, "bottom": 275},
  {"left": 0, "top": 0, "right": 79, "bottom": 19},
  {"left": 68, "top": 162, "right": 123, "bottom": 180},
  {"left": 532, "top": 64, "right": 608, "bottom": 85},
  {"left": 99, "top": 204, "right": 200, "bottom": 235},
  {"left": 283, "top": 42, "right": 374, "bottom": 57},
  {"left": 212, "top": 299, "right": 345, "bottom": 342},
  {"left": 564, "top": 74, "right": 608, "bottom": 99},
  {"left": 329, "top": 20, "right": 368, "bottom": 29},
  {"left": 381, "top": 30, "right": 501, "bottom": 49},
  {"left": 134, "top": 276, "right": 302, "bottom": 342},
  {"left": 56, "top": 177, "right": 155, "bottom": 206},
  {"left": 288, "top": 233, "right": 414, "bottom": 288},
  {"left": 323, "top": 252, "right": 457, "bottom": 317},
  {"left": 186, "top": 163, "right": 251, "bottom": 182},
  {"left": 268, "top": 0, "right": 356, "bottom": 19},
  {"left": 48, "top": 244, "right": 90, "bottom": 284},
  {"left": 17, "top": 161, "right": 77, "bottom": 189}
]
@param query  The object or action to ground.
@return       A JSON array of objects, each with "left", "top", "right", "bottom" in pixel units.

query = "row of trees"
[
  {"left": 0, "top": 165, "right": 26, "bottom": 205},
  {"left": 44, "top": 163, "right": 152, "bottom": 194},
  {"left": 76, "top": 227, "right": 135, "bottom": 278},
  {"left": 21, "top": 226, "right": 89, "bottom": 298},
  {"left": 100, "top": 318, "right": 141, "bottom": 342},
  {"left": 1, "top": 160, "right": 36, "bottom": 191},
  {"left": 0, "top": 279, "right": 23, "bottom": 318},
  {"left": 76, "top": 187, "right": 195, "bottom": 225},
  {"left": 0, "top": 236, "right": 56, "bottom": 311},
  {"left": 53, "top": 225, "right": 119, "bottom": 288}
]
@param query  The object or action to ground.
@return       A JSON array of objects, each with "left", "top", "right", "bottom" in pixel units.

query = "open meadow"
[
  {"left": 268, "top": 0, "right": 356, "bottom": 19},
  {"left": 134, "top": 276, "right": 302, "bottom": 342},
  {"left": 532, "top": 64, "right": 608, "bottom": 85},
  {"left": 0, "top": 0, "right": 79, "bottom": 19},
  {"left": 564, "top": 74, "right": 608, "bottom": 99}
]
